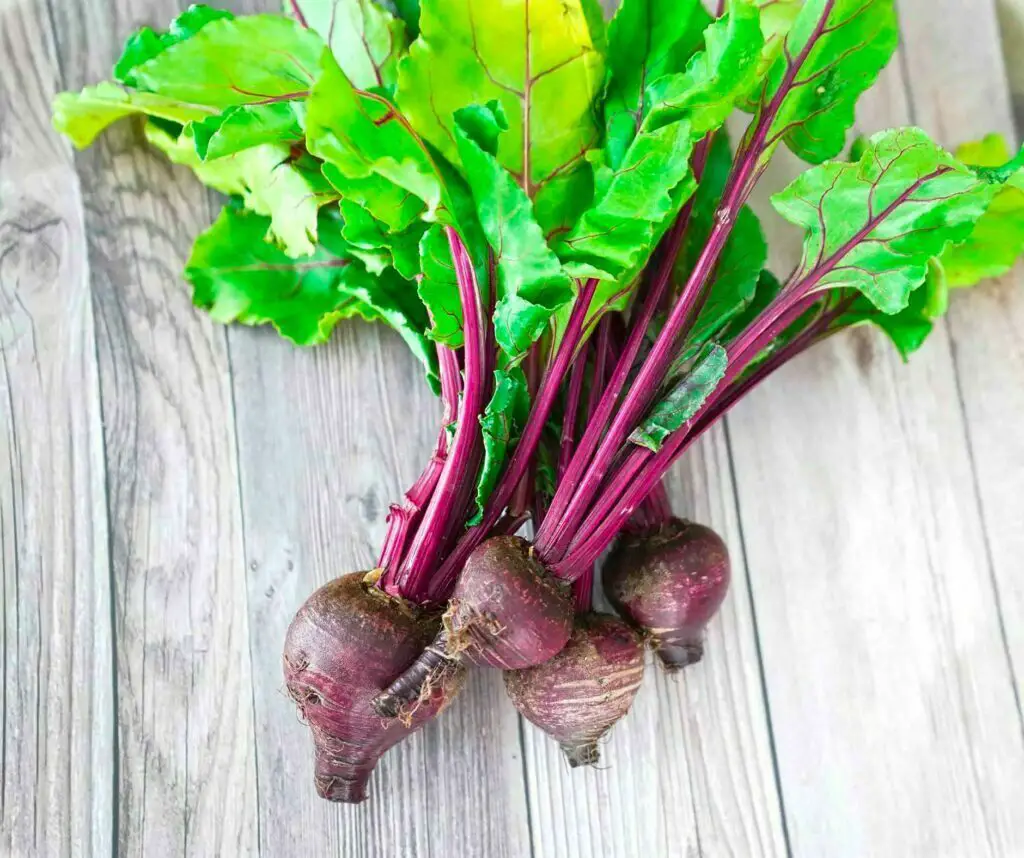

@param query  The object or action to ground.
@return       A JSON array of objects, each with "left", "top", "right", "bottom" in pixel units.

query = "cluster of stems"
[{"left": 370, "top": 14, "right": 885, "bottom": 608}]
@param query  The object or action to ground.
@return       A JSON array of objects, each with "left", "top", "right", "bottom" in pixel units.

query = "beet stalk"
[
  {"left": 284, "top": 572, "right": 466, "bottom": 803},
  {"left": 604, "top": 518, "right": 730, "bottom": 671},
  {"left": 504, "top": 613, "right": 644, "bottom": 766},
  {"left": 373, "top": 536, "right": 572, "bottom": 717}
]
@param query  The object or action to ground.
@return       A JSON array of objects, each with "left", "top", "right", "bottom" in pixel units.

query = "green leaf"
[
  {"left": 453, "top": 102, "right": 574, "bottom": 360},
  {"left": 186, "top": 205, "right": 437, "bottom": 385},
  {"left": 288, "top": 0, "right": 408, "bottom": 90},
  {"left": 338, "top": 199, "right": 425, "bottom": 278},
  {"left": 558, "top": 120, "right": 697, "bottom": 281},
  {"left": 473, "top": 365, "right": 531, "bottom": 522},
  {"left": 740, "top": 0, "right": 803, "bottom": 101},
  {"left": 602, "top": 0, "right": 711, "bottom": 169},
  {"left": 939, "top": 134, "right": 1024, "bottom": 287},
  {"left": 390, "top": 0, "right": 421, "bottom": 38},
  {"left": 52, "top": 82, "right": 217, "bottom": 148},
  {"left": 418, "top": 224, "right": 465, "bottom": 346},
  {"left": 146, "top": 123, "right": 336, "bottom": 257},
  {"left": 772, "top": 127, "right": 1011, "bottom": 314},
  {"left": 395, "top": 0, "right": 605, "bottom": 234},
  {"left": 678, "top": 133, "right": 767, "bottom": 355},
  {"left": 629, "top": 343, "right": 728, "bottom": 451},
  {"left": 645, "top": 0, "right": 765, "bottom": 137},
  {"left": 747, "top": 0, "right": 898, "bottom": 164},
  {"left": 115, "top": 5, "right": 234, "bottom": 85},
  {"left": 126, "top": 15, "right": 324, "bottom": 109},
  {"left": 306, "top": 50, "right": 448, "bottom": 228},
  {"left": 834, "top": 261, "right": 947, "bottom": 359},
  {"left": 191, "top": 102, "right": 305, "bottom": 160}
]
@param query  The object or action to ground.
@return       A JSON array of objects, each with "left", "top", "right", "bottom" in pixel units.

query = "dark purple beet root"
[
  {"left": 373, "top": 536, "right": 573, "bottom": 718},
  {"left": 283, "top": 572, "right": 466, "bottom": 803},
  {"left": 504, "top": 613, "right": 644, "bottom": 767},
  {"left": 447, "top": 536, "right": 573, "bottom": 668},
  {"left": 603, "top": 518, "right": 730, "bottom": 672}
]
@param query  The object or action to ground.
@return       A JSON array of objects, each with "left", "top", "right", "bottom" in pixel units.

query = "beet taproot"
[
  {"left": 504, "top": 612, "right": 644, "bottom": 767},
  {"left": 603, "top": 518, "right": 730, "bottom": 671},
  {"left": 283, "top": 572, "right": 466, "bottom": 803}
]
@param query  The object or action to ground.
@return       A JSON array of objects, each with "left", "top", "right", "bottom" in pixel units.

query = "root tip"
[
  {"left": 371, "top": 693, "right": 400, "bottom": 720},
  {"left": 656, "top": 640, "right": 704, "bottom": 673},
  {"left": 561, "top": 741, "right": 601, "bottom": 768}
]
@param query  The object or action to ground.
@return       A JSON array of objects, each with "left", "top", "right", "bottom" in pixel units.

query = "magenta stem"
[
  {"left": 534, "top": 138, "right": 715, "bottom": 560},
  {"left": 426, "top": 278, "right": 599, "bottom": 601},
  {"left": 558, "top": 340, "right": 590, "bottom": 480},
  {"left": 395, "top": 229, "right": 487, "bottom": 597},
  {"left": 571, "top": 565, "right": 595, "bottom": 613},
  {"left": 377, "top": 342, "right": 461, "bottom": 590}
]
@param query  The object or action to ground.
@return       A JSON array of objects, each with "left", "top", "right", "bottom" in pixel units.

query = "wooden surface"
[{"left": 1, "top": 0, "right": 1022, "bottom": 855}]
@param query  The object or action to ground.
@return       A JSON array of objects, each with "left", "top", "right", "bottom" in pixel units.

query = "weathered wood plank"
[
  {"left": 0, "top": 2, "right": 114, "bottom": 856},
  {"left": 898, "top": 0, "right": 1024, "bottom": 751},
  {"left": 726, "top": 20, "right": 1024, "bottom": 857},
  {"left": 519, "top": 428, "right": 788, "bottom": 858},
  {"left": 228, "top": 325, "right": 532, "bottom": 857},
  {"left": 46, "top": 0, "right": 260, "bottom": 853}
]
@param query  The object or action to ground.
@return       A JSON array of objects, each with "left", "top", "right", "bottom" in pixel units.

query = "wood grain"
[
  {"left": 897, "top": 0, "right": 1024, "bottom": 765},
  {"left": 45, "top": 0, "right": 260, "bottom": 853},
  {"left": 0, "top": 1, "right": 115, "bottom": 856},
  {"left": 228, "top": 324, "right": 532, "bottom": 857},
  {"left": 519, "top": 428, "right": 788, "bottom": 858},
  {"left": 725, "top": 15, "right": 1024, "bottom": 857}
]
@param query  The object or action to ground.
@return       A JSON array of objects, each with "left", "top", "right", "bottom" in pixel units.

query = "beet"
[
  {"left": 603, "top": 518, "right": 730, "bottom": 671},
  {"left": 283, "top": 572, "right": 466, "bottom": 803},
  {"left": 373, "top": 536, "right": 573, "bottom": 718},
  {"left": 504, "top": 613, "right": 644, "bottom": 767}
]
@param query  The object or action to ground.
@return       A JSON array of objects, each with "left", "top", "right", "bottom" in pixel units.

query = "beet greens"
[{"left": 55, "top": 0, "right": 1024, "bottom": 802}]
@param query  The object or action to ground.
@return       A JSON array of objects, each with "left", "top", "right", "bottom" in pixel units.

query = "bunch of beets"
[{"left": 55, "top": 0, "right": 1024, "bottom": 802}]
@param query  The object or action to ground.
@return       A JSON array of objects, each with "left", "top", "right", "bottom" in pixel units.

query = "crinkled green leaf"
[
  {"left": 602, "top": 0, "right": 711, "bottom": 169},
  {"left": 558, "top": 120, "right": 697, "bottom": 281},
  {"left": 55, "top": 12, "right": 321, "bottom": 153},
  {"left": 306, "top": 50, "right": 447, "bottom": 228},
  {"left": 115, "top": 5, "right": 234, "bottom": 85},
  {"left": 645, "top": 0, "right": 765, "bottom": 137},
  {"left": 940, "top": 134, "right": 1024, "bottom": 287},
  {"left": 396, "top": 0, "right": 605, "bottom": 234},
  {"left": 472, "top": 365, "right": 530, "bottom": 522},
  {"left": 418, "top": 224, "right": 465, "bottom": 347},
  {"left": 287, "top": 0, "right": 408, "bottom": 90},
  {"left": 454, "top": 102, "right": 574, "bottom": 360},
  {"left": 338, "top": 199, "right": 425, "bottom": 278},
  {"left": 834, "top": 260, "right": 947, "bottom": 360},
  {"left": 186, "top": 205, "right": 437, "bottom": 385},
  {"left": 678, "top": 133, "right": 767, "bottom": 356},
  {"left": 772, "top": 127, "right": 1013, "bottom": 314},
  {"left": 191, "top": 102, "right": 305, "bottom": 160},
  {"left": 126, "top": 15, "right": 324, "bottom": 108},
  {"left": 147, "top": 123, "right": 336, "bottom": 256},
  {"left": 629, "top": 343, "right": 728, "bottom": 451},
  {"left": 52, "top": 82, "right": 217, "bottom": 148},
  {"left": 746, "top": 0, "right": 897, "bottom": 164}
]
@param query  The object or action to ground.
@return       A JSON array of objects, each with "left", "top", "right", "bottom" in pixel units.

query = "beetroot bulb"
[
  {"left": 603, "top": 518, "right": 730, "bottom": 671},
  {"left": 283, "top": 572, "right": 466, "bottom": 803},
  {"left": 504, "top": 613, "right": 645, "bottom": 766},
  {"left": 373, "top": 536, "right": 573, "bottom": 718}
]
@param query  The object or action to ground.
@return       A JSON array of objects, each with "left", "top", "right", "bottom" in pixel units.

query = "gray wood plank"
[
  {"left": 46, "top": 1, "right": 261, "bottom": 853},
  {"left": 228, "top": 324, "right": 532, "bottom": 857},
  {"left": 519, "top": 428, "right": 788, "bottom": 858},
  {"left": 0, "top": 2, "right": 115, "bottom": 856},
  {"left": 726, "top": 28, "right": 1024, "bottom": 858},
  {"left": 897, "top": 0, "right": 1024, "bottom": 752}
]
